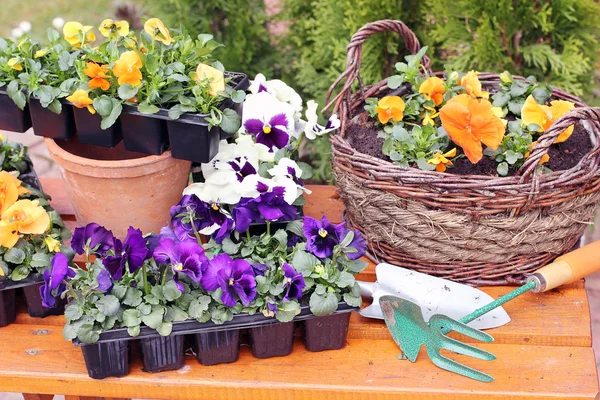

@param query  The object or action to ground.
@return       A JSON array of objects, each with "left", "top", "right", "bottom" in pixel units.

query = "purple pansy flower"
[
  {"left": 303, "top": 216, "right": 345, "bottom": 259},
  {"left": 281, "top": 263, "right": 305, "bottom": 301},
  {"left": 96, "top": 269, "right": 113, "bottom": 293},
  {"left": 244, "top": 113, "right": 290, "bottom": 151},
  {"left": 251, "top": 263, "right": 268, "bottom": 276},
  {"left": 287, "top": 231, "right": 304, "bottom": 248},
  {"left": 103, "top": 227, "right": 149, "bottom": 280},
  {"left": 266, "top": 298, "right": 278, "bottom": 315},
  {"left": 228, "top": 156, "right": 257, "bottom": 183},
  {"left": 232, "top": 187, "right": 297, "bottom": 233},
  {"left": 171, "top": 194, "right": 234, "bottom": 244},
  {"left": 343, "top": 228, "right": 367, "bottom": 260},
  {"left": 201, "top": 254, "right": 256, "bottom": 307},
  {"left": 40, "top": 253, "right": 75, "bottom": 308},
  {"left": 71, "top": 223, "right": 114, "bottom": 256},
  {"left": 153, "top": 238, "right": 206, "bottom": 291}
]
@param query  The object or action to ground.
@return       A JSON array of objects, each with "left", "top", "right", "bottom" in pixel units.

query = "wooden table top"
[{"left": 0, "top": 179, "right": 597, "bottom": 400}]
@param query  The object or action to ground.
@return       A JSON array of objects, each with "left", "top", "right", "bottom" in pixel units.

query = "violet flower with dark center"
[
  {"left": 281, "top": 263, "right": 305, "bottom": 301},
  {"left": 154, "top": 238, "right": 206, "bottom": 291},
  {"left": 201, "top": 254, "right": 256, "bottom": 307},
  {"left": 343, "top": 228, "right": 367, "bottom": 260},
  {"left": 303, "top": 216, "right": 345, "bottom": 259},
  {"left": 244, "top": 113, "right": 290, "bottom": 151},
  {"left": 232, "top": 187, "right": 297, "bottom": 233},
  {"left": 103, "top": 227, "right": 149, "bottom": 280},
  {"left": 40, "top": 253, "right": 75, "bottom": 308},
  {"left": 228, "top": 156, "right": 257, "bottom": 183},
  {"left": 171, "top": 194, "right": 234, "bottom": 244},
  {"left": 71, "top": 223, "right": 114, "bottom": 256}
]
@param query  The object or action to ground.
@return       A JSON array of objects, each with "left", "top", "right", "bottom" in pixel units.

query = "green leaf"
[
  {"left": 492, "top": 92, "right": 510, "bottom": 108},
  {"left": 122, "top": 287, "right": 143, "bottom": 307},
  {"left": 96, "top": 295, "right": 120, "bottom": 317},
  {"left": 220, "top": 108, "right": 241, "bottom": 134},
  {"left": 188, "top": 295, "right": 211, "bottom": 321},
  {"left": 76, "top": 323, "right": 100, "bottom": 344},
  {"left": 142, "top": 306, "right": 165, "bottom": 329},
  {"left": 309, "top": 292, "right": 339, "bottom": 316},
  {"left": 93, "top": 97, "right": 113, "bottom": 117},
  {"left": 63, "top": 322, "right": 78, "bottom": 340},
  {"left": 168, "top": 104, "right": 196, "bottom": 120},
  {"left": 111, "top": 283, "right": 128, "bottom": 300},
  {"left": 170, "top": 73, "right": 190, "bottom": 82},
  {"left": 100, "top": 101, "right": 122, "bottom": 130},
  {"left": 285, "top": 220, "right": 304, "bottom": 238},
  {"left": 221, "top": 237, "right": 241, "bottom": 255},
  {"left": 127, "top": 326, "right": 140, "bottom": 337},
  {"left": 157, "top": 322, "right": 173, "bottom": 336},
  {"left": 387, "top": 75, "right": 404, "bottom": 89},
  {"left": 532, "top": 87, "right": 551, "bottom": 104},
  {"left": 163, "top": 279, "right": 182, "bottom": 301},
  {"left": 6, "top": 80, "right": 26, "bottom": 110},
  {"left": 339, "top": 230, "right": 354, "bottom": 248},
  {"left": 343, "top": 292, "right": 362, "bottom": 307},
  {"left": 297, "top": 161, "right": 314, "bottom": 180},
  {"left": 527, "top": 123, "right": 541, "bottom": 132},
  {"left": 4, "top": 247, "right": 25, "bottom": 264},
  {"left": 47, "top": 99, "right": 62, "bottom": 114},
  {"left": 166, "top": 306, "right": 188, "bottom": 322},
  {"left": 64, "top": 304, "right": 84, "bottom": 321},
  {"left": 231, "top": 90, "right": 246, "bottom": 103},
  {"left": 47, "top": 28, "right": 60, "bottom": 43},
  {"left": 122, "top": 309, "right": 142, "bottom": 327},
  {"left": 30, "top": 253, "right": 51, "bottom": 269},
  {"left": 347, "top": 259, "right": 369, "bottom": 274},
  {"left": 137, "top": 102, "right": 160, "bottom": 115},
  {"left": 291, "top": 250, "right": 319, "bottom": 277},
  {"left": 275, "top": 301, "right": 301, "bottom": 322},
  {"left": 505, "top": 150, "right": 522, "bottom": 165},
  {"left": 117, "top": 84, "right": 139, "bottom": 101},
  {"left": 337, "top": 271, "right": 355, "bottom": 288},
  {"left": 510, "top": 82, "right": 529, "bottom": 97},
  {"left": 508, "top": 100, "right": 524, "bottom": 115},
  {"left": 417, "top": 158, "right": 436, "bottom": 171},
  {"left": 497, "top": 162, "right": 509, "bottom": 176}
]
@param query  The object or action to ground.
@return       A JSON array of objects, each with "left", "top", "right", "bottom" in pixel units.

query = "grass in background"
[{"left": 0, "top": 0, "right": 119, "bottom": 41}]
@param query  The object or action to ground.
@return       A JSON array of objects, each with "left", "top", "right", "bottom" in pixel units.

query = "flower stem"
[
  {"left": 292, "top": 132, "right": 304, "bottom": 155},
  {"left": 141, "top": 263, "right": 150, "bottom": 296},
  {"left": 161, "top": 266, "right": 169, "bottom": 287},
  {"left": 266, "top": 221, "right": 271, "bottom": 236},
  {"left": 246, "top": 229, "right": 251, "bottom": 242}
]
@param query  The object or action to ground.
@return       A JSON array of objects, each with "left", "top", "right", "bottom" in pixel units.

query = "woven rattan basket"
[{"left": 325, "top": 20, "right": 600, "bottom": 286}]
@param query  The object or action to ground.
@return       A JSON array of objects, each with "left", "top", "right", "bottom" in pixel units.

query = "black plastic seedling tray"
[
  {"left": 0, "top": 89, "right": 32, "bottom": 133},
  {"left": 73, "top": 302, "right": 357, "bottom": 345}
]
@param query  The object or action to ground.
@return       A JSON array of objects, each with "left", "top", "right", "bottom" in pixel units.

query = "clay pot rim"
[{"left": 44, "top": 138, "right": 174, "bottom": 169}]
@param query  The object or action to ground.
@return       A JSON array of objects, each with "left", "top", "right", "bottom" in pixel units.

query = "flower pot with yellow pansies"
[
  {"left": 326, "top": 20, "right": 600, "bottom": 286},
  {"left": 0, "top": 139, "right": 71, "bottom": 326},
  {"left": 62, "top": 18, "right": 247, "bottom": 160}
]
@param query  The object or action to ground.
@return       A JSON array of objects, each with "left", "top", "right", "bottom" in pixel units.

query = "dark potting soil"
[{"left": 346, "top": 112, "right": 593, "bottom": 176}]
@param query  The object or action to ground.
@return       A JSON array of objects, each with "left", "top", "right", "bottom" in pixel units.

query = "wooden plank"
[{"left": 0, "top": 324, "right": 595, "bottom": 400}]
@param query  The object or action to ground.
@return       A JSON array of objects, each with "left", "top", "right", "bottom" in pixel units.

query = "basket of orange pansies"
[{"left": 325, "top": 20, "right": 600, "bottom": 286}]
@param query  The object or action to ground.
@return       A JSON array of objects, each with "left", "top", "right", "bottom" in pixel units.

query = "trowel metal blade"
[{"left": 359, "top": 263, "right": 511, "bottom": 330}]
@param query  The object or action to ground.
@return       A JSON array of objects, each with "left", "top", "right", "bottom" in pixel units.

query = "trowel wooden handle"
[{"left": 530, "top": 241, "right": 600, "bottom": 292}]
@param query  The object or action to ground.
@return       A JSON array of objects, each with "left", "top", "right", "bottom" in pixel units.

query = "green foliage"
[
  {"left": 424, "top": 0, "right": 600, "bottom": 97},
  {"left": 143, "top": 0, "right": 277, "bottom": 78}
]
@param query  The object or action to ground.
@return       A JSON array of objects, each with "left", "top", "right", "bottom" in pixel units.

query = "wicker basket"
[{"left": 325, "top": 20, "right": 600, "bottom": 286}]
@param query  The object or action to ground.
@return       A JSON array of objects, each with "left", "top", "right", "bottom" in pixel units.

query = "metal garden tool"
[
  {"left": 358, "top": 263, "right": 511, "bottom": 329},
  {"left": 380, "top": 240, "right": 600, "bottom": 383}
]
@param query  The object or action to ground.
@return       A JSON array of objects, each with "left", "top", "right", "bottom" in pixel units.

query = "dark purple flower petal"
[
  {"left": 123, "top": 227, "right": 149, "bottom": 273},
  {"left": 200, "top": 253, "right": 230, "bottom": 291},
  {"left": 40, "top": 253, "right": 71, "bottom": 308},
  {"left": 96, "top": 269, "right": 113, "bottom": 292},
  {"left": 201, "top": 254, "right": 256, "bottom": 306},
  {"left": 153, "top": 238, "right": 177, "bottom": 264},
  {"left": 269, "top": 113, "right": 289, "bottom": 129},
  {"left": 345, "top": 228, "right": 367, "bottom": 260},
  {"left": 303, "top": 216, "right": 345, "bottom": 259},
  {"left": 281, "top": 263, "right": 305, "bottom": 301},
  {"left": 71, "top": 223, "right": 114, "bottom": 256},
  {"left": 251, "top": 263, "right": 268, "bottom": 276},
  {"left": 40, "top": 270, "right": 55, "bottom": 309},
  {"left": 244, "top": 118, "right": 264, "bottom": 135},
  {"left": 233, "top": 275, "right": 256, "bottom": 306},
  {"left": 256, "top": 127, "right": 289, "bottom": 151}
]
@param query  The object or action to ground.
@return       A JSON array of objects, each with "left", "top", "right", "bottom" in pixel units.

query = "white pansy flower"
[
  {"left": 19, "top": 21, "right": 32, "bottom": 33},
  {"left": 249, "top": 73, "right": 303, "bottom": 121},
  {"left": 269, "top": 157, "right": 311, "bottom": 198},
  {"left": 303, "top": 100, "right": 341, "bottom": 140},
  {"left": 242, "top": 92, "right": 296, "bottom": 150},
  {"left": 52, "top": 17, "right": 65, "bottom": 30}
]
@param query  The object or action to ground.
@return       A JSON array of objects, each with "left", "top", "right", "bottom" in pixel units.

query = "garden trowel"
[{"left": 358, "top": 263, "right": 511, "bottom": 330}]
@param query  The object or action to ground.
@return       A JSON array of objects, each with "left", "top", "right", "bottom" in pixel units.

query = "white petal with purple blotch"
[
  {"left": 249, "top": 73, "right": 303, "bottom": 120},
  {"left": 303, "top": 100, "right": 340, "bottom": 140}
]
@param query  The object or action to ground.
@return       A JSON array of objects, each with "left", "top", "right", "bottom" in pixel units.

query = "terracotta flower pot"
[{"left": 45, "top": 137, "right": 191, "bottom": 238}]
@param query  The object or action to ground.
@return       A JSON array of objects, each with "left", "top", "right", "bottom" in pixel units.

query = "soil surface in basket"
[{"left": 346, "top": 112, "right": 593, "bottom": 176}]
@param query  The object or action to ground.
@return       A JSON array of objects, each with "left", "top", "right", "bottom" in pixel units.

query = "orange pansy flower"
[
  {"left": 84, "top": 62, "right": 111, "bottom": 91},
  {"left": 66, "top": 90, "right": 95, "bottom": 114},
  {"left": 419, "top": 76, "right": 446, "bottom": 106},
  {"left": 439, "top": 94, "right": 505, "bottom": 164},
  {"left": 112, "top": 50, "right": 143, "bottom": 87},
  {"left": 458, "top": 71, "right": 489, "bottom": 99},
  {"left": 0, "top": 171, "right": 27, "bottom": 214},
  {"left": 0, "top": 199, "right": 50, "bottom": 249},
  {"left": 376, "top": 96, "right": 405, "bottom": 124},
  {"left": 521, "top": 95, "right": 575, "bottom": 143},
  {"left": 427, "top": 148, "right": 457, "bottom": 172}
]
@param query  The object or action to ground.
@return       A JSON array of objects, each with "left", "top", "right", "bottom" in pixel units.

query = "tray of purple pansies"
[{"left": 40, "top": 73, "right": 368, "bottom": 379}]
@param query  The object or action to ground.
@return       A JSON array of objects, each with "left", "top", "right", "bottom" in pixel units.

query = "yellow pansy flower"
[
  {"left": 422, "top": 106, "right": 439, "bottom": 126},
  {"left": 427, "top": 148, "right": 457, "bottom": 172},
  {"left": 0, "top": 199, "right": 50, "bottom": 248},
  {"left": 44, "top": 236, "right": 61, "bottom": 253},
  {"left": 144, "top": 18, "right": 173, "bottom": 45},
  {"left": 34, "top": 48, "right": 50, "bottom": 58},
  {"left": 112, "top": 50, "right": 143, "bottom": 87},
  {"left": 7, "top": 58, "right": 22, "bottom": 71},
  {"left": 194, "top": 64, "right": 225, "bottom": 96},
  {"left": 66, "top": 90, "right": 95, "bottom": 114},
  {"left": 0, "top": 171, "right": 28, "bottom": 215},
  {"left": 521, "top": 95, "right": 575, "bottom": 143},
  {"left": 99, "top": 19, "right": 130, "bottom": 38},
  {"left": 458, "top": 71, "right": 489, "bottom": 99},
  {"left": 376, "top": 96, "right": 405, "bottom": 124},
  {"left": 63, "top": 21, "right": 95, "bottom": 47},
  {"left": 525, "top": 141, "right": 550, "bottom": 165}
]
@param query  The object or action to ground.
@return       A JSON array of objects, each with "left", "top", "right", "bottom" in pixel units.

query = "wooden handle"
[{"left": 532, "top": 241, "right": 600, "bottom": 292}]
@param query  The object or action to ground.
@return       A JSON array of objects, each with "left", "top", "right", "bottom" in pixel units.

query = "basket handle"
[
  {"left": 324, "top": 20, "right": 431, "bottom": 122},
  {"left": 518, "top": 107, "right": 600, "bottom": 182}
]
